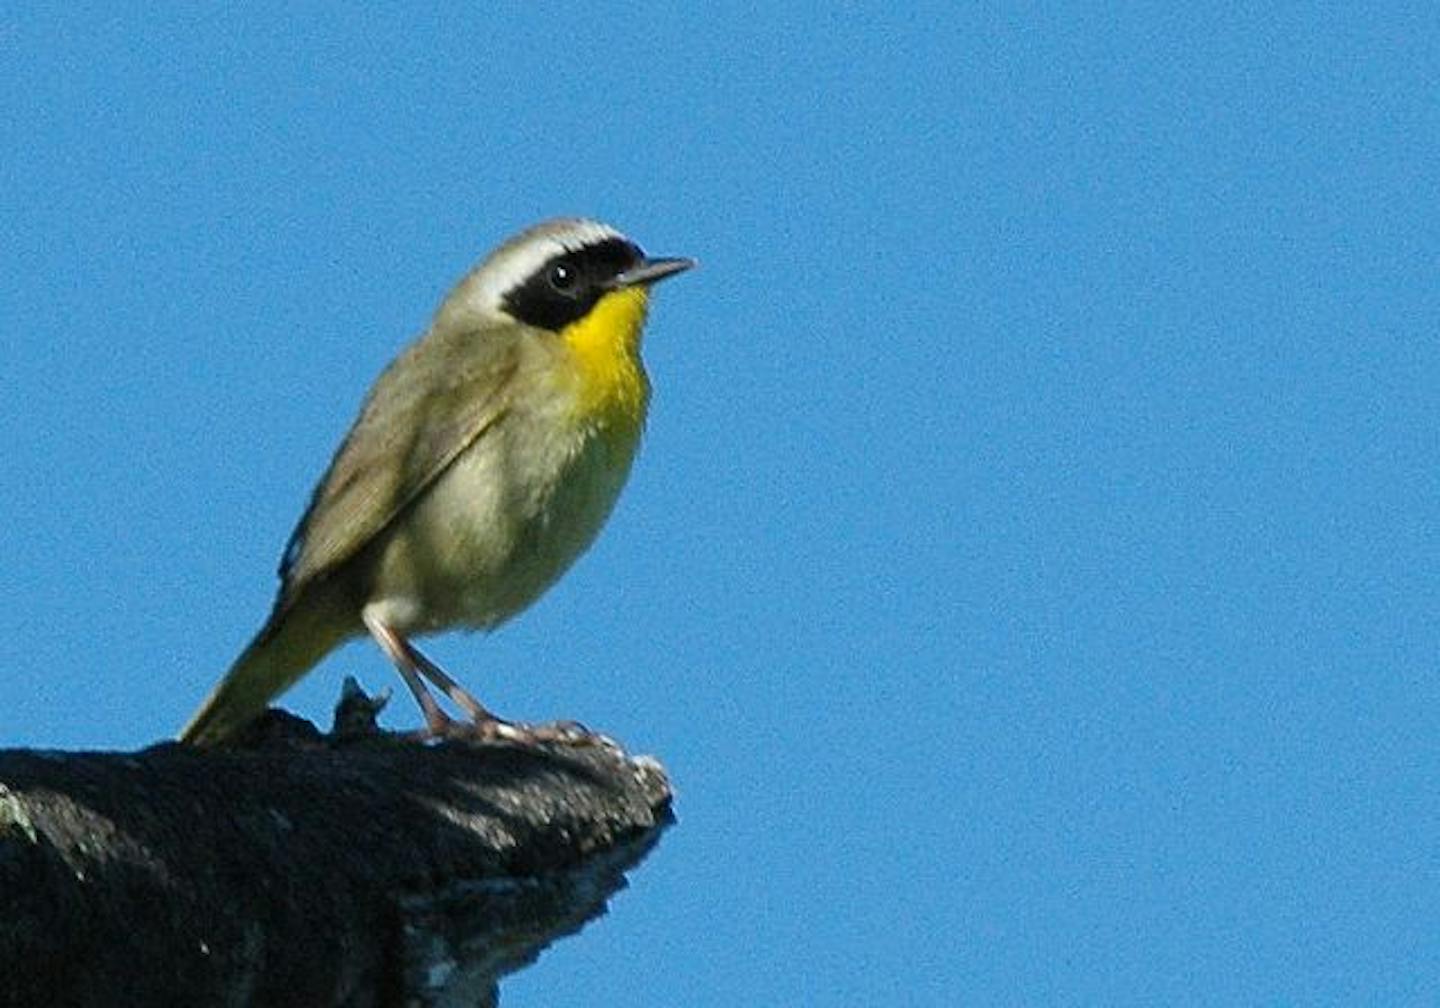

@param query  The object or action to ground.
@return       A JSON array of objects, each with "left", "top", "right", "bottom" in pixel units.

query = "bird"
[{"left": 180, "top": 217, "right": 693, "bottom": 746}]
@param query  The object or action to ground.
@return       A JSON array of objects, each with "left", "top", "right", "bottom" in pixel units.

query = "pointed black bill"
[{"left": 612, "top": 256, "right": 696, "bottom": 288}]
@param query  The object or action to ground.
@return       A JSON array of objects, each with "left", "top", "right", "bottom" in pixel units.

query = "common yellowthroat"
[{"left": 181, "top": 218, "right": 693, "bottom": 745}]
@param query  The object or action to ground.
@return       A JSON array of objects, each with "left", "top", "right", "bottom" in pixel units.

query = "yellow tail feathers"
[{"left": 180, "top": 593, "right": 353, "bottom": 746}]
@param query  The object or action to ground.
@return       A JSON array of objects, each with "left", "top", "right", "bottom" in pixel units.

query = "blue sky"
[{"left": 4, "top": 4, "right": 1437, "bottom": 1004}]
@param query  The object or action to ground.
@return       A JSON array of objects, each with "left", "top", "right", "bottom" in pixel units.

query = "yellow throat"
[{"left": 561, "top": 285, "right": 652, "bottom": 427}]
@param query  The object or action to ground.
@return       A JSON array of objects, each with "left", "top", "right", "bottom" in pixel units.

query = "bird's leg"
[
  {"left": 361, "top": 610, "right": 531, "bottom": 740},
  {"left": 363, "top": 611, "right": 594, "bottom": 745},
  {"left": 363, "top": 612, "right": 462, "bottom": 737},
  {"left": 401, "top": 642, "right": 499, "bottom": 723}
]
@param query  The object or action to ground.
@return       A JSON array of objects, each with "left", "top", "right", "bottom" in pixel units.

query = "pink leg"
[
  {"left": 363, "top": 611, "right": 592, "bottom": 745},
  {"left": 364, "top": 613, "right": 462, "bottom": 736}
]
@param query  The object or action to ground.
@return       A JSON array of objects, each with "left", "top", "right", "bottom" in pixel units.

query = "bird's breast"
[{"left": 367, "top": 381, "right": 644, "bottom": 634}]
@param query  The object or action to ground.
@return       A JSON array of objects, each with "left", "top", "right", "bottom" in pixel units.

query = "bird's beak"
[{"left": 612, "top": 256, "right": 696, "bottom": 288}]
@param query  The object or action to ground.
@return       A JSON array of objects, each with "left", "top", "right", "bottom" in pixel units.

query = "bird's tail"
[{"left": 180, "top": 592, "right": 353, "bottom": 747}]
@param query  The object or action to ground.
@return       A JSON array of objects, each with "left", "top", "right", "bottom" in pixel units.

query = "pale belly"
[{"left": 362, "top": 410, "right": 640, "bottom": 635}]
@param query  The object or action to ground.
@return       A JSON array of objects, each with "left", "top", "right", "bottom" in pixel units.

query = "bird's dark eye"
[{"left": 549, "top": 261, "right": 576, "bottom": 291}]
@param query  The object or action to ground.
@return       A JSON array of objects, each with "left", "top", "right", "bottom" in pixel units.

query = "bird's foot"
[
  {"left": 473, "top": 716, "right": 601, "bottom": 747},
  {"left": 412, "top": 710, "right": 601, "bottom": 747}
]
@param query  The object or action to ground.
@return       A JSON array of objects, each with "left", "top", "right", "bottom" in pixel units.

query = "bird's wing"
[{"left": 273, "top": 323, "right": 523, "bottom": 611}]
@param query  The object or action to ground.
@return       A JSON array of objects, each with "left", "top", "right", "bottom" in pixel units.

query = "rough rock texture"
[{"left": 0, "top": 707, "right": 672, "bottom": 1007}]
